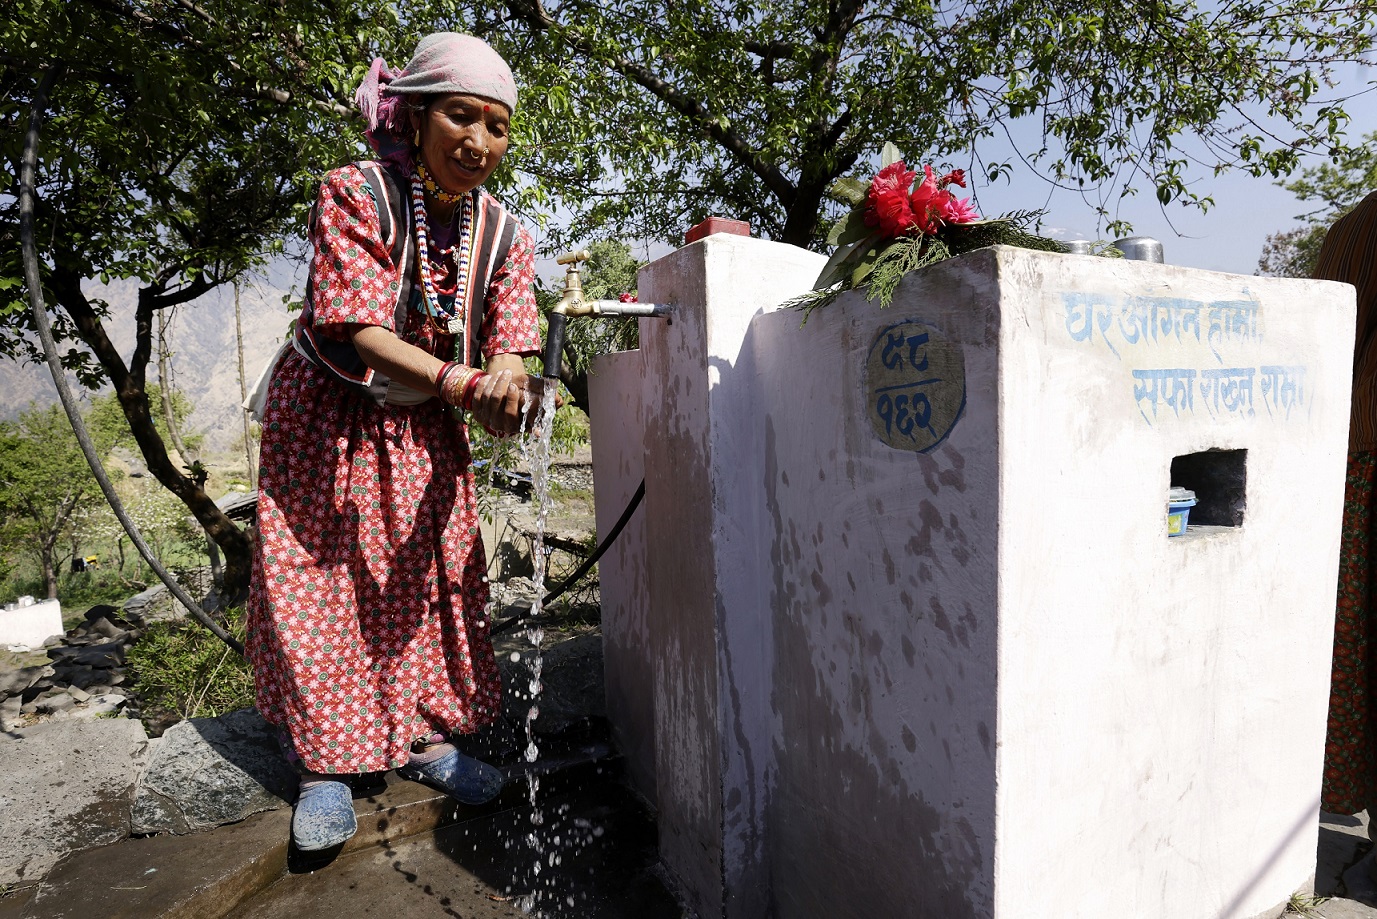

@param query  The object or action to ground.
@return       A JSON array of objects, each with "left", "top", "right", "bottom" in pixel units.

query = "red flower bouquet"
[{"left": 799, "top": 142, "right": 1063, "bottom": 316}]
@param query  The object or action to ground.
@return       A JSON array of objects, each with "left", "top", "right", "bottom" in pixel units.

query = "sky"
[
  {"left": 949, "top": 62, "right": 1377, "bottom": 277},
  {"left": 526, "top": 63, "right": 1376, "bottom": 283}
]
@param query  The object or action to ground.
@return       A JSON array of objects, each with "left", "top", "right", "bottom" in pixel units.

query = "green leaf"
[
  {"left": 827, "top": 177, "right": 870, "bottom": 207},
  {"left": 814, "top": 232, "right": 882, "bottom": 290},
  {"left": 826, "top": 207, "right": 871, "bottom": 247},
  {"left": 851, "top": 245, "right": 884, "bottom": 287},
  {"left": 880, "top": 142, "right": 903, "bottom": 168}
]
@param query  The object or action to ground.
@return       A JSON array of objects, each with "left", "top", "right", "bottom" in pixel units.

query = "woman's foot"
[
  {"left": 396, "top": 737, "right": 504, "bottom": 805},
  {"left": 291, "top": 777, "right": 357, "bottom": 851}
]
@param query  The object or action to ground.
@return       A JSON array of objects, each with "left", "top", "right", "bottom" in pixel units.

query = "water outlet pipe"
[{"left": 541, "top": 248, "right": 672, "bottom": 381}]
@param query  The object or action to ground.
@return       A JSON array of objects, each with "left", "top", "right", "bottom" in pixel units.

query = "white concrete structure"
[
  {"left": 590, "top": 238, "right": 1356, "bottom": 919},
  {"left": 0, "top": 597, "right": 63, "bottom": 648}
]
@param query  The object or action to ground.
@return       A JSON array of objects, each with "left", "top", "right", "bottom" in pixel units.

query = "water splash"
[{"left": 514, "top": 382, "right": 559, "bottom": 913}]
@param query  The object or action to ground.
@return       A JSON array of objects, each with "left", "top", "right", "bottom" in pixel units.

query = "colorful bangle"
[
  {"left": 460, "top": 370, "right": 486, "bottom": 411},
  {"left": 438, "top": 363, "right": 475, "bottom": 408},
  {"left": 435, "top": 361, "right": 459, "bottom": 399}
]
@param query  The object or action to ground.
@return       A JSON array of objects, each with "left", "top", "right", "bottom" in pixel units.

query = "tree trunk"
[
  {"left": 157, "top": 309, "right": 195, "bottom": 464},
  {"left": 206, "top": 534, "right": 224, "bottom": 590},
  {"left": 52, "top": 269, "right": 255, "bottom": 602},
  {"left": 40, "top": 547, "right": 57, "bottom": 600}
]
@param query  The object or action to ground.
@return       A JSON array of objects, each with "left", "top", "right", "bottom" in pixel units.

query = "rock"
[
  {"left": 0, "top": 664, "right": 53, "bottom": 699},
  {"left": 83, "top": 604, "right": 121, "bottom": 624},
  {"left": 21, "top": 679, "right": 54, "bottom": 703},
  {"left": 87, "top": 617, "right": 130, "bottom": 643},
  {"left": 34, "top": 689, "right": 77, "bottom": 715},
  {"left": 0, "top": 717, "right": 151, "bottom": 886},
  {"left": 1, "top": 694, "right": 22, "bottom": 730},
  {"left": 121, "top": 571, "right": 212, "bottom": 623},
  {"left": 69, "top": 695, "right": 127, "bottom": 721},
  {"left": 131, "top": 708, "right": 296, "bottom": 835},
  {"left": 52, "top": 664, "right": 100, "bottom": 690},
  {"left": 71, "top": 642, "right": 125, "bottom": 670},
  {"left": 67, "top": 686, "right": 90, "bottom": 704}
]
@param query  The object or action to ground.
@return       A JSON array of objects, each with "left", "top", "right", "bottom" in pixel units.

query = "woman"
[
  {"left": 247, "top": 33, "right": 542, "bottom": 851},
  {"left": 1321, "top": 191, "right": 1377, "bottom": 828}
]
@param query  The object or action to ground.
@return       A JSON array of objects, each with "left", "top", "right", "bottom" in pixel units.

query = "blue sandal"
[
  {"left": 396, "top": 744, "right": 504, "bottom": 805},
  {"left": 291, "top": 780, "right": 357, "bottom": 851}
]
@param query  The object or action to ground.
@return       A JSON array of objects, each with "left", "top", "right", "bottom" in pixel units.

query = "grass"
[
  {"left": 1286, "top": 892, "right": 1330, "bottom": 916},
  {"left": 124, "top": 606, "right": 254, "bottom": 726}
]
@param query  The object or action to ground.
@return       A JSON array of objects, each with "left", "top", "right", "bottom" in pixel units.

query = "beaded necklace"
[
  {"left": 410, "top": 171, "right": 474, "bottom": 337},
  {"left": 417, "top": 162, "right": 466, "bottom": 206}
]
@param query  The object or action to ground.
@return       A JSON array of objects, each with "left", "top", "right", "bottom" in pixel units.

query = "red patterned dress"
[
  {"left": 247, "top": 165, "right": 539, "bottom": 775},
  {"left": 1320, "top": 192, "right": 1377, "bottom": 815}
]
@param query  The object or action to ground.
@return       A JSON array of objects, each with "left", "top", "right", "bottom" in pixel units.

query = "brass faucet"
[
  {"left": 541, "top": 248, "right": 673, "bottom": 380},
  {"left": 552, "top": 249, "right": 595, "bottom": 317}
]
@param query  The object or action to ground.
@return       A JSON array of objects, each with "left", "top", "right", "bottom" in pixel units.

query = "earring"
[{"left": 414, "top": 127, "right": 421, "bottom": 146}]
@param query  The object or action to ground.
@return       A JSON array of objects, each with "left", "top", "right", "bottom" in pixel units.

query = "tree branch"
[
  {"left": 49, "top": 268, "right": 249, "bottom": 570},
  {"left": 79, "top": 0, "right": 356, "bottom": 118},
  {"left": 505, "top": 0, "right": 798, "bottom": 207}
]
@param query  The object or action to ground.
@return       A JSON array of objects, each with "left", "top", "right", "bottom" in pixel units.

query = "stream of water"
[{"left": 514, "top": 383, "right": 559, "bottom": 915}]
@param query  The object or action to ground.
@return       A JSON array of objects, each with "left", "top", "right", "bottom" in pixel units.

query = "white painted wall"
[
  {"left": 992, "top": 250, "right": 1352, "bottom": 919},
  {"left": 591, "top": 241, "right": 1354, "bottom": 919},
  {"left": 0, "top": 599, "right": 63, "bottom": 648},
  {"left": 588, "top": 347, "right": 654, "bottom": 802},
  {"left": 753, "top": 253, "right": 1003, "bottom": 918},
  {"left": 634, "top": 234, "right": 828, "bottom": 918}
]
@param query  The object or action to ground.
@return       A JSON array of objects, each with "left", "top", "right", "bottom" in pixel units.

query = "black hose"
[
  {"left": 18, "top": 64, "right": 244, "bottom": 655},
  {"left": 542, "top": 312, "right": 568, "bottom": 380},
  {"left": 491, "top": 478, "right": 645, "bottom": 637}
]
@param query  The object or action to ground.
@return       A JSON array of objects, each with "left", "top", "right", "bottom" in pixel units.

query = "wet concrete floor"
[{"left": 232, "top": 759, "right": 684, "bottom": 919}]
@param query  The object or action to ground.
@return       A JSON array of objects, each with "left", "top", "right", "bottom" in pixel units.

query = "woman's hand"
[
  {"left": 468, "top": 367, "right": 526, "bottom": 436},
  {"left": 467, "top": 354, "right": 552, "bottom": 436}
]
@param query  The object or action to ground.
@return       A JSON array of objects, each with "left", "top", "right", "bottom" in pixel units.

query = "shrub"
[{"left": 125, "top": 607, "right": 254, "bottom": 726}]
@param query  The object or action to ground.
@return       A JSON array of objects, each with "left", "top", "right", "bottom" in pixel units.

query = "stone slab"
[
  {"left": 1344, "top": 850, "right": 1377, "bottom": 908},
  {"left": 19, "top": 753, "right": 614, "bottom": 918},
  {"left": 1317, "top": 897, "right": 1377, "bottom": 919},
  {"left": 19, "top": 774, "right": 455, "bottom": 919},
  {"left": 131, "top": 709, "right": 296, "bottom": 835},
  {"left": 0, "top": 718, "right": 150, "bottom": 886},
  {"left": 1320, "top": 811, "right": 1370, "bottom": 897},
  {"left": 0, "top": 886, "right": 35, "bottom": 919},
  {"left": 22, "top": 807, "right": 290, "bottom": 919}
]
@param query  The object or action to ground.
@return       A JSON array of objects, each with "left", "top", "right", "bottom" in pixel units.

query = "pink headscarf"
[{"left": 355, "top": 33, "right": 517, "bottom": 173}]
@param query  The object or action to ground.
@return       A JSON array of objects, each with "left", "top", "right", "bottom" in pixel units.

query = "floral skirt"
[{"left": 1324, "top": 451, "right": 1377, "bottom": 814}]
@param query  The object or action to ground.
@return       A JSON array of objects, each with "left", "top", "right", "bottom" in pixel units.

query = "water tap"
[{"left": 542, "top": 249, "right": 673, "bottom": 380}]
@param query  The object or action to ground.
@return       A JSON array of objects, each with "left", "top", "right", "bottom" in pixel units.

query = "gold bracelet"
[{"left": 440, "top": 365, "right": 478, "bottom": 407}]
